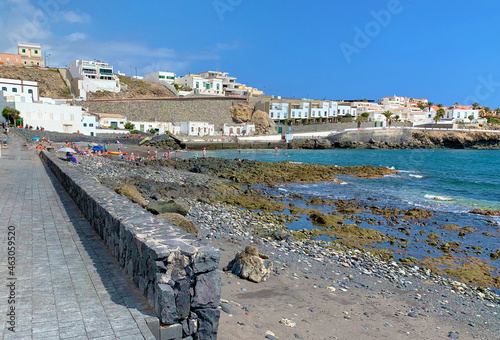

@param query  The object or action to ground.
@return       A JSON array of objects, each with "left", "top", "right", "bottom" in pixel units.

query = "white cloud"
[
  {"left": 215, "top": 40, "right": 241, "bottom": 51},
  {"left": 60, "top": 11, "right": 90, "bottom": 24},
  {"left": 66, "top": 32, "right": 87, "bottom": 42}
]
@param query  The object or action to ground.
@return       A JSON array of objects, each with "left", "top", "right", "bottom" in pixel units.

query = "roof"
[{"left": 91, "top": 113, "right": 126, "bottom": 119}]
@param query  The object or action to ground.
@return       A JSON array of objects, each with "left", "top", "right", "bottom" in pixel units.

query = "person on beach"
[
  {"left": 130, "top": 153, "right": 135, "bottom": 161},
  {"left": 163, "top": 152, "right": 167, "bottom": 159},
  {"left": 154, "top": 150, "right": 158, "bottom": 159},
  {"left": 203, "top": 147, "right": 207, "bottom": 158},
  {"left": 147, "top": 149, "right": 150, "bottom": 159},
  {"left": 175, "top": 150, "right": 178, "bottom": 160},
  {"left": 167, "top": 149, "right": 171, "bottom": 160},
  {"left": 194, "top": 153, "right": 198, "bottom": 159}
]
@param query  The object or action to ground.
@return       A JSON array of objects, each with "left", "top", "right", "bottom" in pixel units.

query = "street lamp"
[{"left": 47, "top": 54, "right": 51, "bottom": 68}]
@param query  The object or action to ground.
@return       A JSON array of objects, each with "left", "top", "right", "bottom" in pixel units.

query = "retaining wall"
[
  {"left": 40, "top": 151, "right": 221, "bottom": 340},
  {"left": 85, "top": 97, "right": 247, "bottom": 130}
]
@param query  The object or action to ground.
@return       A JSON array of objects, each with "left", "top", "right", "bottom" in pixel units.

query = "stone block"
[
  {"left": 194, "top": 308, "right": 220, "bottom": 340},
  {"left": 160, "top": 323, "right": 182, "bottom": 340},
  {"left": 156, "top": 283, "right": 178, "bottom": 325},
  {"left": 193, "top": 247, "right": 220, "bottom": 274},
  {"left": 192, "top": 270, "right": 221, "bottom": 309}
]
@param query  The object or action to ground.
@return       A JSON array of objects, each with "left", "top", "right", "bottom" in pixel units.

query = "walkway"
[{"left": 0, "top": 134, "right": 156, "bottom": 339}]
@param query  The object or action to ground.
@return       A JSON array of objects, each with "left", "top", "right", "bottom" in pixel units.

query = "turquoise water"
[
  {"left": 208, "top": 149, "right": 500, "bottom": 211},
  {"left": 209, "top": 148, "right": 500, "bottom": 288}
]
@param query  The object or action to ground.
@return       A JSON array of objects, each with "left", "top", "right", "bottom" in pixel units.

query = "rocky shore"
[{"left": 55, "top": 151, "right": 500, "bottom": 339}]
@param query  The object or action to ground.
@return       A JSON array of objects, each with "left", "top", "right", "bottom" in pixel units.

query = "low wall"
[
  {"left": 40, "top": 151, "right": 221, "bottom": 340},
  {"left": 328, "top": 128, "right": 413, "bottom": 144}
]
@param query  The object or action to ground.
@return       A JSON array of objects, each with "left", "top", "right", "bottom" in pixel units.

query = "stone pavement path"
[{"left": 0, "top": 134, "right": 156, "bottom": 340}]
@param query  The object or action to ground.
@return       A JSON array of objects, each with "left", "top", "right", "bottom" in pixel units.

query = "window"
[
  {"left": 89, "top": 124, "right": 94, "bottom": 127},
  {"left": 196, "top": 82, "right": 199, "bottom": 88},
  {"left": 270, "top": 113, "right": 274, "bottom": 118},
  {"left": 28, "top": 89, "right": 33, "bottom": 94},
  {"left": 34, "top": 50, "right": 38, "bottom": 54},
  {"left": 12, "top": 88, "right": 17, "bottom": 93},
  {"left": 22, "top": 49, "right": 26, "bottom": 53},
  {"left": 83, "top": 123, "right": 87, "bottom": 127},
  {"left": 1, "top": 87, "right": 6, "bottom": 91}
]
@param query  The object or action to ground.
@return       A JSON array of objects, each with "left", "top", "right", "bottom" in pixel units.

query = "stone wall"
[
  {"left": 40, "top": 151, "right": 221, "bottom": 340},
  {"left": 18, "top": 129, "right": 142, "bottom": 145},
  {"left": 280, "top": 121, "right": 412, "bottom": 134},
  {"left": 85, "top": 97, "right": 247, "bottom": 131},
  {"left": 328, "top": 128, "right": 414, "bottom": 144}
]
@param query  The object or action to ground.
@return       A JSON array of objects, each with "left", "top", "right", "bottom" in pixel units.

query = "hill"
[
  {"left": 0, "top": 66, "right": 71, "bottom": 99},
  {"left": 87, "top": 75, "right": 175, "bottom": 100}
]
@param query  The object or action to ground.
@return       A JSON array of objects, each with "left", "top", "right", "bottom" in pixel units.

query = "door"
[{"left": 111, "top": 121, "right": 118, "bottom": 128}]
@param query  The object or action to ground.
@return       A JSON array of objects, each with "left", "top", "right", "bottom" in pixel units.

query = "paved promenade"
[{"left": 0, "top": 134, "right": 156, "bottom": 339}]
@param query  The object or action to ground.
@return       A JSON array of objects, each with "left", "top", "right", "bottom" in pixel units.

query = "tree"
[
  {"left": 433, "top": 114, "right": 441, "bottom": 124},
  {"left": 356, "top": 112, "right": 369, "bottom": 128},
  {"left": 2, "top": 107, "right": 20, "bottom": 125},
  {"left": 436, "top": 108, "right": 446, "bottom": 118},
  {"left": 417, "top": 101, "right": 426, "bottom": 110},
  {"left": 426, "top": 101, "right": 434, "bottom": 112},
  {"left": 124, "top": 122, "right": 135, "bottom": 130},
  {"left": 472, "top": 102, "right": 480, "bottom": 110},
  {"left": 468, "top": 114, "right": 475, "bottom": 122},
  {"left": 382, "top": 110, "right": 393, "bottom": 127}
]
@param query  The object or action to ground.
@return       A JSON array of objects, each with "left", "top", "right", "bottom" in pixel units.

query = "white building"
[
  {"left": 90, "top": 113, "right": 127, "bottom": 129},
  {"left": 80, "top": 114, "right": 97, "bottom": 136},
  {"left": 269, "top": 102, "right": 289, "bottom": 120},
  {"left": 198, "top": 71, "right": 246, "bottom": 96},
  {"left": 174, "top": 75, "right": 224, "bottom": 96},
  {"left": 337, "top": 104, "right": 357, "bottom": 117},
  {"left": 179, "top": 122, "right": 215, "bottom": 136},
  {"left": 144, "top": 71, "right": 176, "bottom": 85},
  {"left": 0, "top": 78, "right": 39, "bottom": 101},
  {"left": 69, "top": 60, "right": 121, "bottom": 99},
  {"left": 128, "top": 120, "right": 180, "bottom": 135},
  {"left": 290, "top": 102, "right": 310, "bottom": 120},
  {"left": 223, "top": 123, "right": 255, "bottom": 136},
  {"left": 0, "top": 91, "right": 91, "bottom": 134},
  {"left": 445, "top": 107, "right": 479, "bottom": 122}
]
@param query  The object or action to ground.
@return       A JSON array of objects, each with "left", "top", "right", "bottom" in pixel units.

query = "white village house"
[
  {"left": 223, "top": 123, "right": 255, "bottom": 136},
  {"left": 127, "top": 120, "right": 180, "bottom": 135},
  {"left": 178, "top": 122, "right": 215, "bottom": 136},
  {"left": 69, "top": 60, "right": 121, "bottom": 99},
  {"left": 0, "top": 89, "right": 95, "bottom": 135}
]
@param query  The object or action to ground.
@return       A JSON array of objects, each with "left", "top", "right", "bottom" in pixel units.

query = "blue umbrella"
[
  {"left": 92, "top": 145, "right": 104, "bottom": 152},
  {"left": 32, "top": 137, "right": 40, "bottom": 140}
]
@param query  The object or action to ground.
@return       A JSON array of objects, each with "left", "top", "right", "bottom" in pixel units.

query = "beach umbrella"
[
  {"left": 32, "top": 137, "right": 40, "bottom": 140},
  {"left": 92, "top": 145, "right": 104, "bottom": 152},
  {"left": 58, "top": 148, "right": 76, "bottom": 153}
]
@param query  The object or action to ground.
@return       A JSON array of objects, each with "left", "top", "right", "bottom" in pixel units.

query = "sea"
[{"left": 207, "top": 148, "right": 500, "bottom": 289}]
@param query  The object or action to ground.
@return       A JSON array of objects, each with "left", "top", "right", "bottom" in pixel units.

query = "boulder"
[
  {"left": 226, "top": 246, "right": 273, "bottom": 283},
  {"left": 147, "top": 199, "right": 190, "bottom": 216},
  {"left": 229, "top": 102, "right": 254, "bottom": 123},
  {"left": 158, "top": 213, "right": 199, "bottom": 236},
  {"left": 114, "top": 184, "right": 148, "bottom": 207},
  {"left": 251, "top": 110, "right": 276, "bottom": 135}
]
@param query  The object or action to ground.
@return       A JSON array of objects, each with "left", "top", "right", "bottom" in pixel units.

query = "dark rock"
[
  {"left": 226, "top": 246, "right": 273, "bottom": 283},
  {"left": 192, "top": 270, "right": 222, "bottom": 308},
  {"left": 448, "top": 331, "right": 459, "bottom": 339},
  {"left": 194, "top": 308, "right": 220, "bottom": 340}
]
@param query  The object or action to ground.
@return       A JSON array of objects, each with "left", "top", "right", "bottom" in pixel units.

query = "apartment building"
[
  {"left": 18, "top": 42, "right": 44, "bottom": 67},
  {"left": 0, "top": 53, "right": 21, "bottom": 66},
  {"left": 0, "top": 77, "right": 39, "bottom": 101},
  {"left": 69, "top": 60, "right": 121, "bottom": 99},
  {"left": 144, "top": 71, "right": 176, "bottom": 85}
]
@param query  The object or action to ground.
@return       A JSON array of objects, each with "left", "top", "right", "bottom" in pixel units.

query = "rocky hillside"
[
  {"left": 87, "top": 75, "right": 175, "bottom": 100},
  {"left": 0, "top": 65, "right": 71, "bottom": 98},
  {"left": 229, "top": 102, "right": 276, "bottom": 135},
  {"left": 411, "top": 130, "right": 500, "bottom": 149}
]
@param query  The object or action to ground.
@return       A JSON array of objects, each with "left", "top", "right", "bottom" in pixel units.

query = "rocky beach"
[{"left": 47, "top": 146, "right": 500, "bottom": 340}]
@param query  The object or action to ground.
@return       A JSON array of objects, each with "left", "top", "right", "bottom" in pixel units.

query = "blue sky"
[{"left": 1, "top": 0, "right": 500, "bottom": 108}]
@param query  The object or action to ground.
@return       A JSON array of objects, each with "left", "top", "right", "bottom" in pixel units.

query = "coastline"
[{"left": 53, "top": 148, "right": 500, "bottom": 339}]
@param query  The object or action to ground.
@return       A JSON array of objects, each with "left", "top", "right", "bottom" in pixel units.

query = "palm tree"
[
  {"left": 436, "top": 108, "right": 446, "bottom": 118},
  {"left": 437, "top": 103, "right": 443, "bottom": 108},
  {"left": 468, "top": 114, "right": 475, "bottom": 122},
  {"left": 382, "top": 110, "right": 393, "bottom": 127},
  {"left": 472, "top": 102, "right": 480, "bottom": 110},
  {"left": 426, "top": 101, "right": 434, "bottom": 112},
  {"left": 433, "top": 114, "right": 441, "bottom": 124}
]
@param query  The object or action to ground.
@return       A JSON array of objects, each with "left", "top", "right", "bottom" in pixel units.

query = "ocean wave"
[
  {"left": 424, "top": 194, "right": 454, "bottom": 201},
  {"left": 409, "top": 174, "right": 424, "bottom": 179}
]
